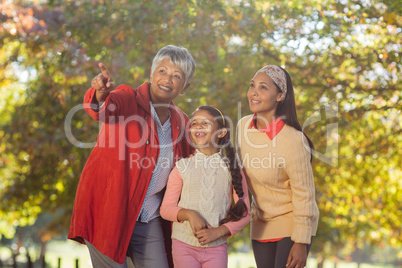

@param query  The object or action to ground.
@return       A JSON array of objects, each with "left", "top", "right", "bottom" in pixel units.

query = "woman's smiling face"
[
  {"left": 247, "top": 72, "right": 284, "bottom": 116},
  {"left": 149, "top": 58, "right": 189, "bottom": 104}
]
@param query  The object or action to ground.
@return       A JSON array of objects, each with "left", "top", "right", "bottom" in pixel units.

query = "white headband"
[{"left": 257, "top": 65, "right": 287, "bottom": 98}]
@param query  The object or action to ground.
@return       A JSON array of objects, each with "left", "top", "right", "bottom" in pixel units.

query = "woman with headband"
[
  {"left": 236, "top": 66, "right": 319, "bottom": 268},
  {"left": 160, "top": 105, "right": 251, "bottom": 268}
]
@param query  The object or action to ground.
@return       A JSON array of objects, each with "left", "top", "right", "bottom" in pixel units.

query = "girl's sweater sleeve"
[
  {"left": 222, "top": 169, "right": 251, "bottom": 237},
  {"left": 160, "top": 167, "right": 183, "bottom": 222}
]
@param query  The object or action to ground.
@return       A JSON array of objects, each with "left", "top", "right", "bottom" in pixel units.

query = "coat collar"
[{"left": 135, "top": 81, "right": 152, "bottom": 113}]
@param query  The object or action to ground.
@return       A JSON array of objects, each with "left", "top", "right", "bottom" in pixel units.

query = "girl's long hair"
[
  {"left": 274, "top": 67, "right": 314, "bottom": 161},
  {"left": 193, "top": 106, "right": 248, "bottom": 225}
]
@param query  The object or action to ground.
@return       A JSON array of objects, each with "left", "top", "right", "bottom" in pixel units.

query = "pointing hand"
[{"left": 91, "top": 62, "right": 114, "bottom": 102}]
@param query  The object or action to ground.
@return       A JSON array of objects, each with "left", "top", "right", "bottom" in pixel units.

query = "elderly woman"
[{"left": 68, "top": 45, "right": 195, "bottom": 268}]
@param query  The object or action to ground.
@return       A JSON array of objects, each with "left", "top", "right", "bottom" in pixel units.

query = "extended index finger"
[{"left": 98, "top": 62, "right": 111, "bottom": 79}]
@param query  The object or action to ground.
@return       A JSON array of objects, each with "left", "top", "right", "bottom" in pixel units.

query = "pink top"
[
  {"left": 160, "top": 167, "right": 251, "bottom": 237},
  {"left": 249, "top": 114, "right": 285, "bottom": 140}
]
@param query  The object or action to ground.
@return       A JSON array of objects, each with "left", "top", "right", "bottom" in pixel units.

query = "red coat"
[{"left": 68, "top": 82, "right": 193, "bottom": 264}]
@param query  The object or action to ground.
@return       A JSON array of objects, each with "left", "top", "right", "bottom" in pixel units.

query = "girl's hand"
[
  {"left": 286, "top": 243, "right": 307, "bottom": 268},
  {"left": 178, "top": 209, "right": 209, "bottom": 235},
  {"left": 188, "top": 211, "right": 209, "bottom": 234},
  {"left": 195, "top": 225, "right": 230, "bottom": 246}
]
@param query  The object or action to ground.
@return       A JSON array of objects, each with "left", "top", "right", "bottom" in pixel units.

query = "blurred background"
[{"left": 0, "top": 0, "right": 401, "bottom": 267}]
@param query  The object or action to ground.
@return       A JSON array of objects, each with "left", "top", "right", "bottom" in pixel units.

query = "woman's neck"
[
  {"left": 256, "top": 110, "right": 276, "bottom": 129},
  {"left": 153, "top": 105, "right": 170, "bottom": 125}
]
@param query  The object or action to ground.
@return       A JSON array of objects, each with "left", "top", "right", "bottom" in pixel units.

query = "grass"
[
  {"left": 0, "top": 240, "right": 399, "bottom": 268},
  {"left": 228, "top": 252, "right": 398, "bottom": 268}
]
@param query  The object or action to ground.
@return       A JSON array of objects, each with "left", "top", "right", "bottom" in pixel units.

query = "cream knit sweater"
[
  {"left": 236, "top": 115, "right": 319, "bottom": 244},
  {"left": 172, "top": 150, "right": 232, "bottom": 247}
]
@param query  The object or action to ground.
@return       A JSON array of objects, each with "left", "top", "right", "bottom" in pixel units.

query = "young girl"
[
  {"left": 160, "top": 105, "right": 251, "bottom": 268},
  {"left": 236, "top": 66, "right": 319, "bottom": 268}
]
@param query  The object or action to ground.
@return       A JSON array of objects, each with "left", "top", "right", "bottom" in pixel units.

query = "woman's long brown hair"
[{"left": 274, "top": 68, "right": 314, "bottom": 162}]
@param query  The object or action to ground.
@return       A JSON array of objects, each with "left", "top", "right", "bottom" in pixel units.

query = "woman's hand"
[
  {"left": 177, "top": 209, "right": 209, "bottom": 235},
  {"left": 286, "top": 243, "right": 307, "bottom": 268},
  {"left": 195, "top": 225, "right": 230, "bottom": 246},
  {"left": 91, "top": 63, "right": 114, "bottom": 103}
]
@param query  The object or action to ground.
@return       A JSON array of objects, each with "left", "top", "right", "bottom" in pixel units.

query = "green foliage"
[{"left": 0, "top": 0, "right": 401, "bottom": 261}]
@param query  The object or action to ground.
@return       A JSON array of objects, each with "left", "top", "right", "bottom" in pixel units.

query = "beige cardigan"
[{"left": 236, "top": 115, "right": 319, "bottom": 244}]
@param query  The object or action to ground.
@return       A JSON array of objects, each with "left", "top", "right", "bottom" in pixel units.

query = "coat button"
[{"left": 146, "top": 140, "right": 149, "bottom": 145}]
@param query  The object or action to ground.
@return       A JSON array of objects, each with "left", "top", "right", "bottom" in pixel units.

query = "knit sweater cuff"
[{"left": 291, "top": 225, "right": 312, "bottom": 244}]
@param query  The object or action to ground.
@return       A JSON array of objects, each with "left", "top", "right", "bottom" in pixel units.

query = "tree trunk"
[
  {"left": 317, "top": 258, "right": 325, "bottom": 268},
  {"left": 26, "top": 251, "right": 33, "bottom": 268},
  {"left": 40, "top": 241, "right": 47, "bottom": 268},
  {"left": 12, "top": 253, "right": 17, "bottom": 268},
  {"left": 333, "top": 256, "right": 340, "bottom": 268}
]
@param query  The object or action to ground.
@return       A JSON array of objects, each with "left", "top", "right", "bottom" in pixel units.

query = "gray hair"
[{"left": 151, "top": 45, "right": 196, "bottom": 86}]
